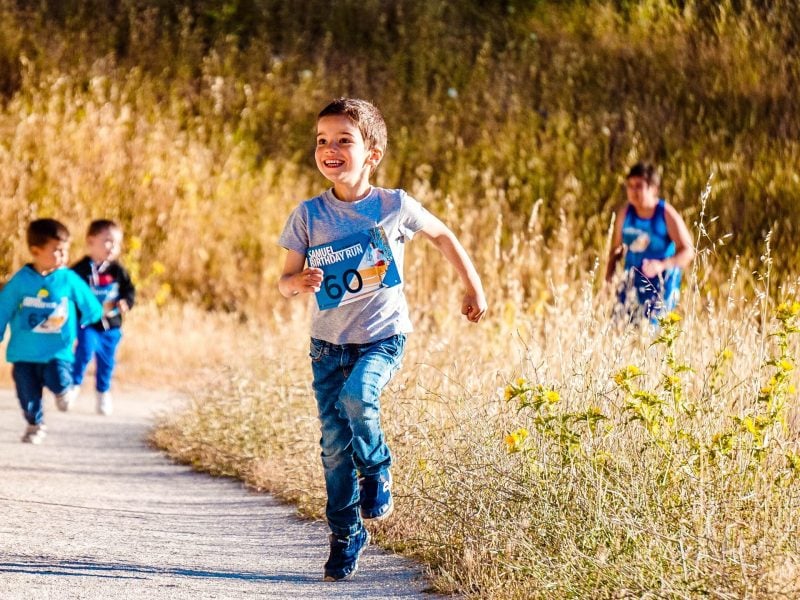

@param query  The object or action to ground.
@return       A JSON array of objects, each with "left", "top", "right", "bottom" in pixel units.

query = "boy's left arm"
[
  {"left": 417, "top": 215, "right": 487, "bottom": 323},
  {"left": 117, "top": 265, "right": 136, "bottom": 313}
]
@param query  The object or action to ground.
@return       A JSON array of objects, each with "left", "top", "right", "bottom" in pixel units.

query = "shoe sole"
[
  {"left": 361, "top": 499, "right": 394, "bottom": 521},
  {"left": 322, "top": 530, "right": 370, "bottom": 582}
]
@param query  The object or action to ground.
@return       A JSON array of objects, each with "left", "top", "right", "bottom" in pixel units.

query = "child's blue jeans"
[
  {"left": 73, "top": 326, "right": 123, "bottom": 393},
  {"left": 310, "top": 334, "right": 406, "bottom": 537},
  {"left": 13, "top": 359, "right": 72, "bottom": 425}
]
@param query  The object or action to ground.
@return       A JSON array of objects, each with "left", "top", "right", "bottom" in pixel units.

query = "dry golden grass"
[{"left": 151, "top": 236, "right": 800, "bottom": 598}]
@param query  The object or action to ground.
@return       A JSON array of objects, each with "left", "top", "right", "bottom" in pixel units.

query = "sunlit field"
[
  {"left": 2, "top": 1, "right": 800, "bottom": 597},
  {"left": 153, "top": 218, "right": 800, "bottom": 597}
]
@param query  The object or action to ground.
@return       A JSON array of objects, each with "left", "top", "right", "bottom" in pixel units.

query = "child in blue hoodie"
[{"left": 0, "top": 219, "right": 104, "bottom": 444}]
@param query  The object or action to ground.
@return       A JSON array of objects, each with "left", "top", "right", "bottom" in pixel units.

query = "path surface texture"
[{"left": 0, "top": 387, "right": 435, "bottom": 599}]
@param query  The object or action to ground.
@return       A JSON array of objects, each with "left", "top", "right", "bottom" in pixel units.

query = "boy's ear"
[{"left": 367, "top": 147, "right": 384, "bottom": 168}]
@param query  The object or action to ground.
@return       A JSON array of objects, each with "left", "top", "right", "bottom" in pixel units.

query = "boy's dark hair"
[
  {"left": 626, "top": 161, "right": 661, "bottom": 187},
  {"left": 87, "top": 219, "right": 120, "bottom": 237},
  {"left": 27, "top": 218, "right": 70, "bottom": 248},
  {"left": 318, "top": 97, "right": 388, "bottom": 155}
]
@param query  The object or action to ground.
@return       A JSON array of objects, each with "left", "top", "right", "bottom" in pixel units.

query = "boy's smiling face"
[{"left": 315, "top": 115, "right": 382, "bottom": 201}]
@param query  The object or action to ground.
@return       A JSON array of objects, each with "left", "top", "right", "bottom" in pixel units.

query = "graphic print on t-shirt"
[
  {"left": 307, "top": 226, "right": 401, "bottom": 310},
  {"left": 91, "top": 263, "right": 121, "bottom": 317},
  {"left": 24, "top": 289, "right": 68, "bottom": 333},
  {"left": 626, "top": 229, "right": 651, "bottom": 253}
]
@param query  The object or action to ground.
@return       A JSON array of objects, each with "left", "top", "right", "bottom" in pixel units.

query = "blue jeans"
[
  {"left": 13, "top": 360, "right": 73, "bottom": 425},
  {"left": 310, "top": 334, "right": 406, "bottom": 536},
  {"left": 73, "top": 327, "right": 123, "bottom": 392}
]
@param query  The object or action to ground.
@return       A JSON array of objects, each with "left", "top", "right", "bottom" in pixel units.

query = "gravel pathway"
[{"left": 0, "top": 387, "right": 435, "bottom": 599}]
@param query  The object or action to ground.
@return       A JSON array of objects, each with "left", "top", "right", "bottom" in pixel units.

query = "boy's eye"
[
  {"left": 316, "top": 138, "right": 327, "bottom": 146},
  {"left": 339, "top": 137, "right": 352, "bottom": 144}
]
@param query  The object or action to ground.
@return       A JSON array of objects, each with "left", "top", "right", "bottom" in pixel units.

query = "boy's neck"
[
  {"left": 31, "top": 264, "right": 61, "bottom": 276},
  {"left": 332, "top": 182, "right": 373, "bottom": 203},
  {"left": 631, "top": 199, "right": 658, "bottom": 218}
]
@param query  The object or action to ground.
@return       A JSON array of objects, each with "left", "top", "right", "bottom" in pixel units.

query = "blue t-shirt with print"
[{"left": 0, "top": 265, "right": 104, "bottom": 363}]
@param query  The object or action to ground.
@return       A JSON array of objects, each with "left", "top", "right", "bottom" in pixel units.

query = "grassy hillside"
[{"left": 1, "top": 0, "right": 799, "bottom": 311}]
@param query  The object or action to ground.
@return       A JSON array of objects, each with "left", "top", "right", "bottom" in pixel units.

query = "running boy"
[
  {"left": 605, "top": 162, "right": 695, "bottom": 322},
  {"left": 71, "top": 219, "right": 136, "bottom": 416},
  {"left": 0, "top": 219, "right": 103, "bottom": 443},
  {"left": 278, "top": 98, "right": 487, "bottom": 581}
]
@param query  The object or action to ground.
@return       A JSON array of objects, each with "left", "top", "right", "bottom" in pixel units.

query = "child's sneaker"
[
  {"left": 96, "top": 391, "right": 113, "bottom": 416},
  {"left": 21, "top": 424, "right": 47, "bottom": 444},
  {"left": 55, "top": 386, "right": 78, "bottom": 412},
  {"left": 323, "top": 526, "right": 370, "bottom": 582},
  {"left": 359, "top": 470, "right": 393, "bottom": 520}
]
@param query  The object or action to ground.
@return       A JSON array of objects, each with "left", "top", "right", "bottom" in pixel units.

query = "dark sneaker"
[
  {"left": 359, "top": 470, "right": 393, "bottom": 521},
  {"left": 323, "top": 526, "right": 370, "bottom": 582}
]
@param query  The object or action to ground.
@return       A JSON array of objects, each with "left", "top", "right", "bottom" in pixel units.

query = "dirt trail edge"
[{"left": 0, "top": 387, "right": 437, "bottom": 600}]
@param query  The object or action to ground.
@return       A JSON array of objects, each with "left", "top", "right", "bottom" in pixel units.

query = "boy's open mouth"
[{"left": 323, "top": 160, "right": 344, "bottom": 168}]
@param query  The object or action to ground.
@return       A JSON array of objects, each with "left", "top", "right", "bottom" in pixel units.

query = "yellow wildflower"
[
  {"left": 155, "top": 282, "right": 172, "bottom": 307},
  {"left": 504, "top": 427, "right": 529, "bottom": 453},
  {"left": 776, "top": 301, "right": 800, "bottom": 320},
  {"left": 721, "top": 348, "right": 733, "bottom": 361},
  {"left": 151, "top": 260, "right": 166, "bottom": 276},
  {"left": 503, "top": 386, "right": 514, "bottom": 401},
  {"left": 544, "top": 390, "right": 560, "bottom": 403},
  {"left": 779, "top": 358, "right": 794, "bottom": 371}
]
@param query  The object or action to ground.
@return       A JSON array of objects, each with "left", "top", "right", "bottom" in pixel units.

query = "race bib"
[{"left": 307, "top": 226, "right": 401, "bottom": 310}]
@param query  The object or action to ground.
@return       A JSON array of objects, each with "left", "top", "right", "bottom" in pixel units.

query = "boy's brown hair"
[
  {"left": 626, "top": 161, "right": 661, "bottom": 187},
  {"left": 86, "top": 219, "right": 120, "bottom": 237},
  {"left": 318, "top": 98, "right": 388, "bottom": 156},
  {"left": 27, "top": 218, "right": 70, "bottom": 248}
]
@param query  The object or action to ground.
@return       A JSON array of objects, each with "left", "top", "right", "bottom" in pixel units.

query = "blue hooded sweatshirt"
[{"left": 0, "top": 265, "right": 104, "bottom": 363}]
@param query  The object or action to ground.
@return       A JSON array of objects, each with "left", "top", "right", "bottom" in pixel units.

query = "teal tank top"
[{"left": 618, "top": 199, "right": 682, "bottom": 319}]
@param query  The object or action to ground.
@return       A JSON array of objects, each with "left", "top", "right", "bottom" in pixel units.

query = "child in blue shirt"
[
  {"left": 278, "top": 98, "right": 487, "bottom": 582},
  {"left": 71, "top": 219, "right": 136, "bottom": 416},
  {"left": 0, "top": 219, "right": 103, "bottom": 444},
  {"left": 605, "top": 162, "right": 695, "bottom": 322}
]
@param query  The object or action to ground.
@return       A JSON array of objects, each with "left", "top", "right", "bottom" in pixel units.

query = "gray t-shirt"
[{"left": 278, "top": 187, "right": 432, "bottom": 344}]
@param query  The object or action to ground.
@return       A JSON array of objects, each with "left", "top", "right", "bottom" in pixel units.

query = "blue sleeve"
[
  {"left": 71, "top": 274, "right": 104, "bottom": 326},
  {"left": 0, "top": 276, "right": 21, "bottom": 342}
]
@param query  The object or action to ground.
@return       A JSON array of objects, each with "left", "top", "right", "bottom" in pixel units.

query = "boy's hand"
[
  {"left": 293, "top": 267, "right": 324, "bottom": 295},
  {"left": 118, "top": 299, "right": 130, "bottom": 313},
  {"left": 641, "top": 258, "right": 666, "bottom": 278},
  {"left": 461, "top": 290, "right": 487, "bottom": 323}
]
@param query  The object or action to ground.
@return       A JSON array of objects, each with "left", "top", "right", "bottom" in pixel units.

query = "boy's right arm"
[
  {"left": 604, "top": 206, "right": 626, "bottom": 283},
  {"left": 0, "top": 277, "right": 19, "bottom": 341},
  {"left": 278, "top": 249, "right": 324, "bottom": 298}
]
